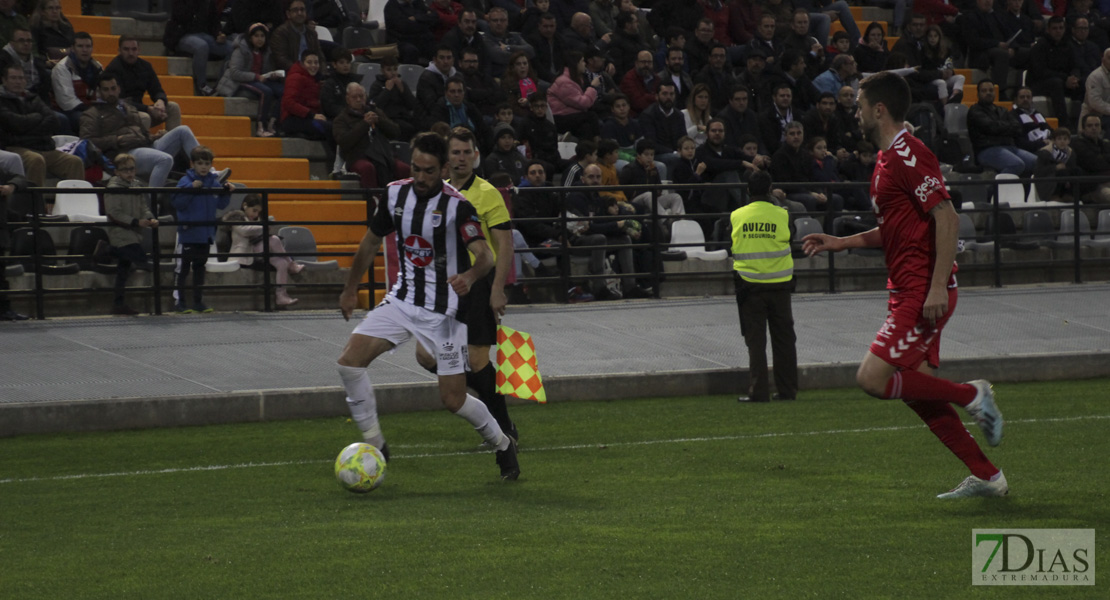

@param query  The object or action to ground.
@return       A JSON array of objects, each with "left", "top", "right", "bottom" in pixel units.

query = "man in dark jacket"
[
  {"left": 319, "top": 47, "right": 360, "bottom": 120},
  {"left": 800, "top": 92, "right": 845, "bottom": 157},
  {"left": 271, "top": 0, "right": 322, "bottom": 72},
  {"left": 0, "top": 63, "right": 83, "bottom": 186},
  {"left": 1029, "top": 16, "right": 1083, "bottom": 126},
  {"left": 770, "top": 121, "right": 831, "bottom": 213},
  {"left": 333, "top": 82, "right": 408, "bottom": 190},
  {"left": 0, "top": 26, "right": 51, "bottom": 104},
  {"left": 417, "top": 45, "right": 458, "bottom": 113},
  {"left": 458, "top": 47, "right": 505, "bottom": 115},
  {"left": 717, "top": 85, "right": 763, "bottom": 153},
  {"left": 639, "top": 80, "right": 685, "bottom": 176},
  {"left": 695, "top": 118, "right": 749, "bottom": 211},
  {"left": 518, "top": 90, "right": 564, "bottom": 179},
  {"left": 758, "top": 83, "right": 797, "bottom": 155},
  {"left": 695, "top": 42, "right": 736, "bottom": 113},
  {"left": 106, "top": 35, "right": 181, "bottom": 130},
  {"left": 1068, "top": 114, "right": 1110, "bottom": 203},
  {"left": 384, "top": 0, "right": 438, "bottom": 66},
  {"left": 526, "top": 12, "right": 566, "bottom": 84},
  {"left": 442, "top": 9, "right": 490, "bottom": 76},
  {"left": 368, "top": 56, "right": 425, "bottom": 141},
  {"left": 513, "top": 160, "right": 563, "bottom": 249},
  {"left": 967, "top": 79, "right": 1035, "bottom": 177},
  {"left": 430, "top": 77, "right": 492, "bottom": 154},
  {"left": 608, "top": 11, "right": 650, "bottom": 78},
  {"left": 960, "top": 0, "right": 1012, "bottom": 95}
]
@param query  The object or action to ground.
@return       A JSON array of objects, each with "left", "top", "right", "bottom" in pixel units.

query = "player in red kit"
[{"left": 801, "top": 72, "right": 1007, "bottom": 499}]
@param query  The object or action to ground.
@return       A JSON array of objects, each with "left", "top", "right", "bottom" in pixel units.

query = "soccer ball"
[{"left": 334, "top": 442, "right": 387, "bottom": 493}]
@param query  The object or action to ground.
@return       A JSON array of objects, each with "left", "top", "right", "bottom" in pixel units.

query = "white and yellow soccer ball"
[{"left": 334, "top": 442, "right": 387, "bottom": 493}]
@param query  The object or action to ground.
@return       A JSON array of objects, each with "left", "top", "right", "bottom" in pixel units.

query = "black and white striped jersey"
[{"left": 370, "top": 179, "right": 485, "bottom": 319}]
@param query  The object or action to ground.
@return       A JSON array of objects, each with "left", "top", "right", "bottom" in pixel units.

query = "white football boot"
[
  {"left": 964, "top": 379, "right": 1003, "bottom": 446},
  {"left": 937, "top": 471, "right": 1009, "bottom": 499}
]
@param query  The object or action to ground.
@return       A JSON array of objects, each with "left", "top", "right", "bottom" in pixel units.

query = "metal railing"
[{"left": 4, "top": 176, "right": 1109, "bottom": 319}]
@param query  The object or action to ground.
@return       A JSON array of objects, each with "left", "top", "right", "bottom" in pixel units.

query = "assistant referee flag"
[{"left": 496, "top": 325, "right": 547, "bottom": 403}]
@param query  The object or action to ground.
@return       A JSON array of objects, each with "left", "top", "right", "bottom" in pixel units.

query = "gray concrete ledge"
[{"left": 3, "top": 352, "right": 1106, "bottom": 438}]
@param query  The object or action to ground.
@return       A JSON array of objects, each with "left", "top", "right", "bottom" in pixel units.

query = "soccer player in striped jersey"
[
  {"left": 337, "top": 132, "right": 520, "bottom": 481},
  {"left": 802, "top": 72, "right": 1006, "bottom": 499},
  {"left": 414, "top": 127, "right": 519, "bottom": 445}
]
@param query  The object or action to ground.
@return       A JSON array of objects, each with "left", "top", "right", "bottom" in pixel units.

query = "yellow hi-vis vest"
[{"left": 730, "top": 200, "right": 793, "bottom": 284}]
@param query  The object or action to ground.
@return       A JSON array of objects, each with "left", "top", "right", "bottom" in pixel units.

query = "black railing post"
[
  {"left": 991, "top": 180, "right": 1002, "bottom": 288},
  {"left": 261, "top": 191, "right": 273, "bottom": 312},
  {"left": 150, "top": 186, "right": 164, "bottom": 315},
  {"left": 1072, "top": 197, "right": 1082, "bottom": 284},
  {"left": 30, "top": 192, "right": 44, "bottom": 320},
  {"left": 557, "top": 189, "right": 570, "bottom": 301}
]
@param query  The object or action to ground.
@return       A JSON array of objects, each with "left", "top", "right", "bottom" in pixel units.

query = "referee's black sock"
[{"left": 467, "top": 363, "right": 515, "bottom": 438}]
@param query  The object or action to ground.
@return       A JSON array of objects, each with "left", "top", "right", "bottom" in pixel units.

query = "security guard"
[{"left": 731, "top": 171, "right": 798, "bottom": 403}]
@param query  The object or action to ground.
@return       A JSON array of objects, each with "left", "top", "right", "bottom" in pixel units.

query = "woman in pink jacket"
[{"left": 547, "top": 51, "right": 602, "bottom": 141}]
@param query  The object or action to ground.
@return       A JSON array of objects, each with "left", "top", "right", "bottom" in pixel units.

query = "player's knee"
[{"left": 856, "top": 367, "right": 888, "bottom": 398}]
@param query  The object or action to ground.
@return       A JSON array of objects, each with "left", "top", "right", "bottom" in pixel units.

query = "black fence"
[{"left": 4, "top": 176, "right": 1109, "bottom": 319}]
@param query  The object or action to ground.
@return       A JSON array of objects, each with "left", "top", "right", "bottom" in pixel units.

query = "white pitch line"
[{"left": 2, "top": 414, "right": 1107, "bottom": 485}]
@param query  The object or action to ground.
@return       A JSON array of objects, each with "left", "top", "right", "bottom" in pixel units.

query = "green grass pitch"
[{"left": 1, "top": 379, "right": 1106, "bottom": 599}]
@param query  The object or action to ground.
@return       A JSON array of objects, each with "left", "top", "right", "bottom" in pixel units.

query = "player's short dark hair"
[
  {"left": 435, "top": 44, "right": 454, "bottom": 57},
  {"left": 635, "top": 138, "right": 654, "bottom": 155},
  {"left": 461, "top": 47, "right": 480, "bottom": 60},
  {"left": 666, "top": 45, "right": 684, "bottom": 58},
  {"left": 818, "top": 92, "right": 836, "bottom": 103},
  {"left": 597, "top": 138, "right": 619, "bottom": 157},
  {"left": 706, "top": 117, "right": 725, "bottom": 130},
  {"left": 859, "top": 71, "right": 911, "bottom": 123},
  {"left": 445, "top": 76, "right": 466, "bottom": 90},
  {"left": 748, "top": 170, "right": 772, "bottom": 197},
  {"left": 539, "top": 12, "right": 556, "bottom": 22},
  {"left": 574, "top": 140, "right": 597, "bottom": 160},
  {"left": 412, "top": 131, "right": 449, "bottom": 167},
  {"left": 97, "top": 71, "right": 118, "bottom": 86},
  {"left": 657, "top": 79, "right": 677, "bottom": 92},
  {"left": 117, "top": 34, "right": 139, "bottom": 48},
  {"left": 448, "top": 126, "right": 477, "bottom": 149},
  {"left": 74, "top": 31, "right": 92, "bottom": 42},
  {"left": 773, "top": 82, "right": 793, "bottom": 96},
  {"left": 977, "top": 78, "right": 994, "bottom": 88},
  {"left": 1082, "top": 113, "right": 1102, "bottom": 127},
  {"left": 526, "top": 159, "right": 545, "bottom": 173},
  {"left": 730, "top": 85, "right": 749, "bottom": 99}
]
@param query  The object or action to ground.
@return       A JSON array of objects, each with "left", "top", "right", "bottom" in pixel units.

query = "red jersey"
[{"left": 871, "top": 129, "right": 956, "bottom": 295}]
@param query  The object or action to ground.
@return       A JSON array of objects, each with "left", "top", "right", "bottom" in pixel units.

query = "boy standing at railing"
[
  {"left": 104, "top": 153, "right": 157, "bottom": 316},
  {"left": 171, "top": 146, "right": 230, "bottom": 314}
]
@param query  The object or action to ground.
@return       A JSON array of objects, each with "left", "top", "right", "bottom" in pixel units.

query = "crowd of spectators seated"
[{"left": 7, "top": 0, "right": 1110, "bottom": 311}]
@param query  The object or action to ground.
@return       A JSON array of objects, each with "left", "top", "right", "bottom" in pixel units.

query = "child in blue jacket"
[{"left": 171, "top": 146, "right": 231, "bottom": 313}]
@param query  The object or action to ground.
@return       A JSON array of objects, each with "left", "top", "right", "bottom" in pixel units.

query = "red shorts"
[{"left": 869, "top": 286, "right": 958, "bottom": 370}]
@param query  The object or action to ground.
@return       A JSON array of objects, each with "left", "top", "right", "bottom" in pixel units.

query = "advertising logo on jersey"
[
  {"left": 404, "top": 235, "right": 434, "bottom": 267},
  {"left": 915, "top": 175, "right": 944, "bottom": 204}
]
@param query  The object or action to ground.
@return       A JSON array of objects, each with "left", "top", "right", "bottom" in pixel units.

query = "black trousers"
[
  {"left": 735, "top": 275, "right": 798, "bottom": 401},
  {"left": 111, "top": 243, "right": 149, "bottom": 305},
  {"left": 176, "top": 242, "right": 210, "bottom": 304}
]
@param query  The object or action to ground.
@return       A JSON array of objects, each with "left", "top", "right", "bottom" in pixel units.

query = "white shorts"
[{"left": 352, "top": 297, "right": 470, "bottom": 375}]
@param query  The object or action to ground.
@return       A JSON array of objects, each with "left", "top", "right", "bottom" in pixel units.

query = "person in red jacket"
[
  {"left": 430, "top": 0, "right": 463, "bottom": 41},
  {"left": 618, "top": 49, "right": 656, "bottom": 116},
  {"left": 280, "top": 50, "right": 335, "bottom": 164}
]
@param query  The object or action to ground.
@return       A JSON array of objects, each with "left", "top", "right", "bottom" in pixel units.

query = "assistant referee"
[{"left": 732, "top": 171, "right": 798, "bottom": 403}]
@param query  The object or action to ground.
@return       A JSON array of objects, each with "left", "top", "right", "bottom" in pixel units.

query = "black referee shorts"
[{"left": 464, "top": 271, "right": 498, "bottom": 346}]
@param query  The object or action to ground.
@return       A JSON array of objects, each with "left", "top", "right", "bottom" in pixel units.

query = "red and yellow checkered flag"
[{"left": 496, "top": 325, "right": 547, "bottom": 403}]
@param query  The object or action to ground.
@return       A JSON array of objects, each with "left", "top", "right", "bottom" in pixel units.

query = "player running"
[
  {"left": 414, "top": 127, "right": 519, "bottom": 446},
  {"left": 336, "top": 132, "right": 520, "bottom": 481},
  {"left": 801, "top": 72, "right": 1006, "bottom": 499}
]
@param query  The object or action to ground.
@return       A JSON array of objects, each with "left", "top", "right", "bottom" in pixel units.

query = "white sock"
[
  {"left": 989, "top": 470, "right": 1003, "bottom": 482},
  {"left": 454, "top": 394, "right": 508, "bottom": 450},
  {"left": 337, "top": 364, "right": 385, "bottom": 448}
]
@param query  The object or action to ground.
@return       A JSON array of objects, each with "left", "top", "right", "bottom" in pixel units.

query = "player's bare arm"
[
  {"left": 340, "top": 229, "right": 383, "bottom": 321},
  {"left": 923, "top": 200, "right": 959, "bottom": 325},
  {"left": 489, "top": 227, "right": 514, "bottom": 317},
  {"left": 802, "top": 227, "right": 883, "bottom": 257},
  {"left": 449, "top": 238, "right": 494, "bottom": 296}
]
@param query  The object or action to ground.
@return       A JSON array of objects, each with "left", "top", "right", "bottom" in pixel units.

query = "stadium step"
[
  {"left": 357, "top": 289, "right": 387, "bottom": 309},
  {"left": 180, "top": 115, "right": 252, "bottom": 137},
  {"left": 200, "top": 137, "right": 284, "bottom": 158},
  {"left": 319, "top": 243, "right": 359, "bottom": 268},
  {"left": 216, "top": 158, "right": 311, "bottom": 180},
  {"left": 69, "top": 15, "right": 117, "bottom": 35},
  {"left": 233, "top": 180, "right": 345, "bottom": 201},
  {"left": 158, "top": 76, "right": 196, "bottom": 97},
  {"left": 268, "top": 200, "right": 369, "bottom": 245}
]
